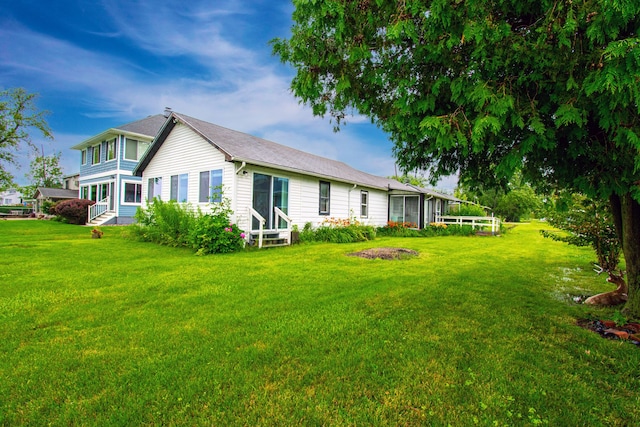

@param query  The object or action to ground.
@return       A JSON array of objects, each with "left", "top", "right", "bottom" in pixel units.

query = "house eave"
[{"left": 71, "top": 129, "right": 155, "bottom": 151}]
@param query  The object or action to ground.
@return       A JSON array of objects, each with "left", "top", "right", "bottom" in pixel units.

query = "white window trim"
[
  {"left": 81, "top": 149, "right": 87, "bottom": 165},
  {"left": 92, "top": 144, "right": 101, "bottom": 165},
  {"left": 121, "top": 180, "right": 143, "bottom": 205}
]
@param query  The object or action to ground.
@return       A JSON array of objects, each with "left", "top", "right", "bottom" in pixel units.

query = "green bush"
[
  {"left": 132, "top": 199, "right": 198, "bottom": 247},
  {"left": 51, "top": 198, "right": 95, "bottom": 224},
  {"left": 452, "top": 203, "right": 487, "bottom": 217},
  {"left": 131, "top": 196, "right": 246, "bottom": 254}
]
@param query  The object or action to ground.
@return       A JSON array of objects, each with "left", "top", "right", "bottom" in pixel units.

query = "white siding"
[{"left": 141, "top": 123, "right": 236, "bottom": 214}]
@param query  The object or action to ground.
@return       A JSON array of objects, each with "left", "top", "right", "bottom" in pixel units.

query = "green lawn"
[{"left": 1, "top": 220, "right": 639, "bottom": 426}]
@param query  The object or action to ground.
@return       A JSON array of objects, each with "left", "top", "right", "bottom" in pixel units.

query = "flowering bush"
[
  {"left": 51, "top": 198, "right": 95, "bottom": 224},
  {"left": 429, "top": 222, "right": 448, "bottom": 228},
  {"left": 130, "top": 193, "right": 246, "bottom": 255},
  {"left": 190, "top": 216, "right": 245, "bottom": 255},
  {"left": 305, "top": 216, "right": 376, "bottom": 243}
]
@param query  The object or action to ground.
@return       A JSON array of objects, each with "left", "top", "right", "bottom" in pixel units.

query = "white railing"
[
  {"left": 436, "top": 215, "right": 501, "bottom": 234},
  {"left": 248, "top": 207, "right": 292, "bottom": 248},
  {"left": 274, "top": 207, "right": 292, "bottom": 243},
  {"left": 88, "top": 196, "right": 110, "bottom": 223},
  {"left": 248, "top": 207, "right": 266, "bottom": 248}
]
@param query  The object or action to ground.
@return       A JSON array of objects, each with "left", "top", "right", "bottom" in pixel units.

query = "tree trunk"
[{"left": 613, "top": 194, "right": 640, "bottom": 317}]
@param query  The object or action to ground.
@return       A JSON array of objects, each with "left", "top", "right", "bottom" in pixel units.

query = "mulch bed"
[
  {"left": 577, "top": 319, "right": 640, "bottom": 347},
  {"left": 348, "top": 247, "right": 419, "bottom": 260}
]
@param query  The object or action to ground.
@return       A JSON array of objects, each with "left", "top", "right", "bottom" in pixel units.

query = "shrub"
[
  {"left": 452, "top": 203, "right": 487, "bottom": 217},
  {"left": 51, "top": 198, "right": 95, "bottom": 224},
  {"left": 41, "top": 200, "right": 56, "bottom": 214},
  {"left": 377, "top": 221, "right": 421, "bottom": 237},
  {"left": 301, "top": 217, "right": 376, "bottom": 243},
  {"left": 188, "top": 197, "right": 246, "bottom": 255},
  {"left": 130, "top": 195, "right": 246, "bottom": 255},
  {"left": 131, "top": 199, "right": 198, "bottom": 247}
]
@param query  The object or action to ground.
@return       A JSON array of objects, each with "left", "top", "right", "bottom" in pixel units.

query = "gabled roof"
[
  {"left": 34, "top": 187, "right": 78, "bottom": 199},
  {"left": 135, "top": 112, "right": 420, "bottom": 192},
  {"left": 70, "top": 114, "right": 166, "bottom": 150}
]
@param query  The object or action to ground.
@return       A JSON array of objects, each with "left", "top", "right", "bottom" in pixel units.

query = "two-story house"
[{"left": 71, "top": 114, "right": 166, "bottom": 224}]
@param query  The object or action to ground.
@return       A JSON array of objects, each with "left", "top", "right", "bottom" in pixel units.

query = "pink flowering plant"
[{"left": 189, "top": 192, "right": 246, "bottom": 255}]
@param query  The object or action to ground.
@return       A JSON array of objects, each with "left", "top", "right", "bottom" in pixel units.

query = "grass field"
[{"left": 1, "top": 220, "right": 639, "bottom": 425}]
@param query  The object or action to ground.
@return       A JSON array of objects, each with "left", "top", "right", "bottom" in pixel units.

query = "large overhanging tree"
[{"left": 272, "top": 0, "right": 640, "bottom": 315}]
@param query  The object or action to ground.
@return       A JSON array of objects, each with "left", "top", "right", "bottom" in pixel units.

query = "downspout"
[
  {"left": 349, "top": 184, "right": 357, "bottom": 218},
  {"left": 233, "top": 161, "right": 247, "bottom": 229},
  {"left": 235, "top": 161, "right": 247, "bottom": 175}
]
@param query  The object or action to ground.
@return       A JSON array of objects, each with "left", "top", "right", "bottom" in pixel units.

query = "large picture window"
[
  {"left": 147, "top": 177, "right": 162, "bottom": 201},
  {"left": 199, "top": 169, "right": 223, "bottom": 203},
  {"left": 170, "top": 173, "right": 188, "bottom": 202},
  {"left": 124, "top": 138, "right": 150, "bottom": 161},
  {"left": 124, "top": 182, "right": 142, "bottom": 203},
  {"left": 319, "top": 181, "right": 330, "bottom": 215}
]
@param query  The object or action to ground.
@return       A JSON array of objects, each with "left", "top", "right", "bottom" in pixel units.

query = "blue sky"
[{"left": 1, "top": 0, "right": 456, "bottom": 190}]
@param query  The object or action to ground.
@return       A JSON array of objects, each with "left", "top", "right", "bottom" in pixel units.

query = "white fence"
[{"left": 436, "top": 215, "right": 501, "bottom": 234}]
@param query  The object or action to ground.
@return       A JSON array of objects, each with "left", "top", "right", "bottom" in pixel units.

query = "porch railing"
[
  {"left": 248, "top": 207, "right": 266, "bottom": 248},
  {"left": 436, "top": 215, "right": 501, "bottom": 234},
  {"left": 248, "top": 207, "right": 292, "bottom": 248},
  {"left": 273, "top": 207, "right": 292, "bottom": 243},
  {"left": 88, "top": 196, "right": 110, "bottom": 223}
]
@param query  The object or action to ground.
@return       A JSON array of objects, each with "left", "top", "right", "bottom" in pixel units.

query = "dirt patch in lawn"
[{"left": 348, "top": 247, "right": 419, "bottom": 260}]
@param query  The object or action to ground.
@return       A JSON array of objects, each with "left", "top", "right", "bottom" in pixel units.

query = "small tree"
[
  {"left": 0, "top": 88, "right": 53, "bottom": 190},
  {"left": 21, "top": 150, "right": 64, "bottom": 198},
  {"left": 51, "top": 199, "right": 95, "bottom": 225},
  {"left": 541, "top": 194, "right": 621, "bottom": 272}
]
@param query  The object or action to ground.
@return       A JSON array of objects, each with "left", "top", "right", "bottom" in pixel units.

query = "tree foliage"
[
  {"left": 21, "top": 150, "right": 64, "bottom": 198},
  {"left": 0, "top": 88, "right": 53, "bottom": 190},
  {"left": 541, "top": 194, "right": 621, "bottom": 272},
  {"left": 273, "top": 0, "right": 640, "bottom": 316}
]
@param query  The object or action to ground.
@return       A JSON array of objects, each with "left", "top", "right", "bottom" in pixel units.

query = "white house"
[
  {"left": 132, "top": 112, "right": 456, "bottom": 246},
  {"left": 0, "top": 189, "right": 22, "bottom": 205}
]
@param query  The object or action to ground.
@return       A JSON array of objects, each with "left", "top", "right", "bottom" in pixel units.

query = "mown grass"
[{"left": 1, "top": 220, "right": 639, "bottom": 426}]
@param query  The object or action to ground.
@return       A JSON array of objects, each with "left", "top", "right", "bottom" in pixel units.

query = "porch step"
[
  {"left": 87, "top": 211, "right": 116, "bottom": 226},
  {"left": 250, "top": 231, "right": 290, "bottom": 248}
]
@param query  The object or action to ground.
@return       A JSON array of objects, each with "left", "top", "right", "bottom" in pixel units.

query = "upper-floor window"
[
  {"left": 92, "top": 144, "right": 101, "bottom": 165},
  {"left": 319, "top": 181, "right": 330, "bottom": 215},
  {"left": 360, "top": 191, "right": 369, "bottom": 218},
  {"left": 199, "top": 169, "right": 223, "bottom": 203},
  {"left": 106, "top": 138, "right": 117, "bottom": 161},
  {"left": 81, "top": 149, "right": 87, "bottom": 165},
  {"left": 124, "top": 138, "right": 150, "bottom": 161}
]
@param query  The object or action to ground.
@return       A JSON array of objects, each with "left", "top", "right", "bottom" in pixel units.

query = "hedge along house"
[
  {"left": 71, "top": 114, "right": 167, "bottom": 224},
  {"left": 133, "top": 112, "right": 455, "bottom": 246}
]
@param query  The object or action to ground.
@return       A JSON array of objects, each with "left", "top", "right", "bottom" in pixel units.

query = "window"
[
  {"left": 390, "top": 195, "right": 420, "bottom": 227},
  {"left": 92, "top": 144, "right": 101, "bottom": 164},
  {"left": 124, "top": 182, "right": 142, "bottom": 203},
  {"left": 81, "top": 149, "right": 87, "bottom": 165},
  {"left": 319, "top": 181, "right": 330, "bottom": 215},
  {"left": 170, "top": 173, "right": 188, "bottom": 202},
  {"left": 360, "top": 191, "right": 369, "bottom": 218},
  {"left": 124, "top": 138, "right": 150, "bottom": 161},
  {"left": 106, "top": 138, "right": 117, "bottom": 161},
  {"left": 147, "top": 177, "right": 162, "bottom": 201},
  {"left": 199, "top": 169, "right": 223, "bottom": 203}
]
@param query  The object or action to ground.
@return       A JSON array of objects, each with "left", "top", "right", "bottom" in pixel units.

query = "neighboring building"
[
  {"left": 62, "top": 173, "right": 80, "bottom": 190},
  {"left": 0, "top": 189, "right": 22, "bottom": 205},
  {"left": 33, "top": 187, "right": 78, "bottom": 213},
  {"left": 71, "top": 114, "right": 167, "bottom": 224},
  {"left": 132, "top": 112, "right": 455, "bottom": 245}
]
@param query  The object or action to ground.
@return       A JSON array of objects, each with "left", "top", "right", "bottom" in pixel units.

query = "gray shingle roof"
[
  {"left": 135, "top": 112, "right": 453, "bottom": 198},
  {"left": 35, "top": 188, "right": 78, "bottom": 199},
  {"left": 172, "top": 113, "right": 414, "bottom": 191},
  {"left": 71, "top": 114, "right": 166, "bottom": 150},
  {"left": 116, "top": 114, "right": 167, "bottom": 137}
]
